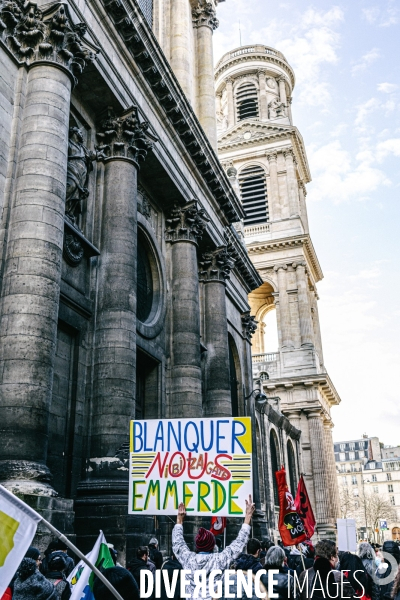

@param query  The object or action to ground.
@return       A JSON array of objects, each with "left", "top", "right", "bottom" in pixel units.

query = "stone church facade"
[{"left": 215, "top": 45, "right": 341, "bottom": 538}]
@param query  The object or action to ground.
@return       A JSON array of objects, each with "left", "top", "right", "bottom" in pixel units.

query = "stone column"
[
  {"left": 257, "top": 70, "right": 268, "bottom": 121},
  {"left": 90, "top": 109, "right": 155, "bottom": 462},
  {"left": 311, "top": 292, "right": 324, "bottom": 366},
  {"left": 307, "top": 410, "right": 334, "bottom": 534},
  {"left": 166, "top": 201, "right": 209, "bottom": 417},
  {"left": 216, "top": 92, "right": 222, "bottom": 114},
  {"left": 170, "top": 0, "right": 192, "bottom": 100},
  {"left": 192, "top": 2, "right": 219, "bottom": 149},
  {"left": 226, "top": 77, "right": 235, "bottom": 128},
  {"left": 266, "top": 151, "right": 280, "bottom": 220},
  {"left": 284, "top": 149, "right": 300, "bottom": 217},
  {"left": 294, "top": 263, "right": 314, "bottom": 348},
  {"left": 323, "top": 419, "right": 341, "bottom": 522},
  {"left": 274, "top": 265, "right": 293, "bottom": 348},
  {"left": 199, "top": 246, "right": 235, "bottom": 416},
  {"left": 298, "top": 181, "right": 309, "bottom": 233},
  {"left": 0, "top": 5, "right": 93, "bottom": 494},
  {"left": 287, "top": 96, "right": 293, "bottom": 124},
  {"left": 278, "top": 77, "right": 288, "bottom": 107}
]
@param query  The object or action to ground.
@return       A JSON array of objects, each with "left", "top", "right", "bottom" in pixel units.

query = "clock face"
[{"left": 267, "top": 78, "right": 277, "bottom": 89}]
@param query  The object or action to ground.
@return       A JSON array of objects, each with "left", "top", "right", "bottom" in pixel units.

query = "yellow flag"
[{"left": 0, "top": 485, "right": 41, "bottom": 597}]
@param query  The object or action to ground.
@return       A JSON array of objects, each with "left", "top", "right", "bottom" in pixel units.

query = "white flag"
[
  {"left": 67, "top": 531, "right": 114, "bottom": 600},
  {"left": 0, "top": 484, "right": 42, "bottom": 597}
]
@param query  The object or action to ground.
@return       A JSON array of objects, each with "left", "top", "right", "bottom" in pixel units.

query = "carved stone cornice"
[
  {"left": 165, "top": 201, "right": 209, "bottom": 245},
  {"left": 224, "top": 225, "right": 262, "bottom": 291},
  {"left": 241, "top": 311, "right": 257, "bottom": 340},
  {"left": 96, "top": 106, "right": 157, "bottom": 164},
  {"left": 199, "top": 246, "right": 235, "bottom": 282},
  {"left": 0, "top": 1, "right": 98, "bottom": 83},
  {"left": 99, "top": 0, "right": 244, "bottom": 223},
  {"left": 192, "top": 1, "right": 219, "bottom": 30}
]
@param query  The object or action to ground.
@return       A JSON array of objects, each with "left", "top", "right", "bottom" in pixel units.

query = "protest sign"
[{"left": 128, "top": 417, "right": 252, "bottom": 516}]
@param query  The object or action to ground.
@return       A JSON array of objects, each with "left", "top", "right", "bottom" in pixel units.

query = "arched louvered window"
[
  {"left": 239, "top": 165, "right": 269, "bottom": 226},
  {"left": 137, "top": 0, "right": 152, "bottom": 26},
  {"left": 236, "top": 82, "right": 259, "bottom": 121}
]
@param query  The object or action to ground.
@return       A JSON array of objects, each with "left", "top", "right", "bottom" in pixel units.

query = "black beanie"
[
  {"left": 25, "top": 547, "right": 40, "bottom": 561},
  {"left": 93, "top": 567, "right": 139, "bottom": 600},
  {"left": 48, "top": 551, "right": 67, "bottom": 571}
]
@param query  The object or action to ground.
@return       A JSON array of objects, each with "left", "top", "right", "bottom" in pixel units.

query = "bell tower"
[{"left": 215, "top": 45, "right": 341, "bottom": 538}]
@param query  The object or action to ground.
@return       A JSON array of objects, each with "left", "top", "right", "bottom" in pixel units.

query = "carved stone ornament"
[
  {"left": 192, "top": 1, "right": 219, "bottom": 30},
  {"left": 241, "top": 311, "right": 258, "bottom": 339},
  {"left": 199, "top": 246, "right": 235, "bottom": 282},
  {"left": 0, "top": 1, "right": 97, "bottom": 82},
  {"left": 63, "top": 230, "right": 84, "bottom": 266},
  {"left": 96, "top": 106, "right": 157, "bottom": 164},
  {"left": 137, "top": 185, "right": 152, "bottom": 220},
  {"left": 65, "top": 127, "right": 97, "bottom": 225},
  {"left": 165, "top": 200, "right": 209, "bottom": 245}
]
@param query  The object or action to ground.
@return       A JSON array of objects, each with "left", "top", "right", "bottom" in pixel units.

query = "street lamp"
[{"left": 361, "top": 476, "right": 370, "bottom": 540}]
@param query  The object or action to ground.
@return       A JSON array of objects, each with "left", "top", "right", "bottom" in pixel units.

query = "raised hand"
[
  {"left": 244, "top": 494, "right": 255, "bottom": 524},
  {"left": 177, "top": 502, "right": 186, "bottom": 524}
]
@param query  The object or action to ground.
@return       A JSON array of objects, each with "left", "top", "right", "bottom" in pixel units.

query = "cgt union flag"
[
  {"left": 294, "top": 475, "right": 316, "bottom": 539},
  {"left": 275, "top": 467, "right": 307, "bottom": 546},
  {"left": 210, "top": 517, "right": 227, "bottom": 536},
  {"left": 67, "top": 531, "right": 114, "bottom": 600}
]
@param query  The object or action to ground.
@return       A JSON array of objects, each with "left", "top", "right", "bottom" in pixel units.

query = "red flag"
[
  {"left": 294, "top": 475, "right": 316, "bottom": 539},
  {"left": 276, "top": 467, "right": 307, "bottom": 546},
  {"left": 210, "top": 516, "right": 226, "bottom": 536}
]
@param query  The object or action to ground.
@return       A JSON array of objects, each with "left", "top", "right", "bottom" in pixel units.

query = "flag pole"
[
  {"left": 223, "top": 526, "right": 226, "bottom": 549},
  {"left": 40, "top": 518, "right": 124, "bottom": 600},
  {"left": 298, "top": 544, "right": 306, "bottom": 572}
]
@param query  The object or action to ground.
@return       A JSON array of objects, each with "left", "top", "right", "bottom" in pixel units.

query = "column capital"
[
  {"left": 266, "top": 150, "right": 278, "bottom": 162},
  {"left": 192, "top": 1, "right": 219, "bottom": 30},
  {"left": 165, "top": 200, "right": 209, "bottom": 244},
  {"left": 283, "top": 147, "right": 295, "bottom": 161},
  {"left": 1, "top": 2, "right": 98, "bottom": 85},
  {"left": 299, "top": 180, "right": 307, "bottom": 195},
  {"left": 274, "top": 264, "right": 287, "bottom": 272},
  {"left": 96, "top": 106, "right": 157, "bottom": 163},
  {"left": 199, "top": 246, "right": 235, "bottom": 282},
  {"left": 306, "top": 409, "right": 323, "bottom": 419},
  {"left": 225, "top": 76, "right": 234, "bottom": 86},
  {"left": 277, "top": 76, "right": 287, "bottom": 84},
  {"left": 257, "top": 68, "right": 267, "bottom": 77},
  {"left": 241, "top": 311, "right": 258, "bottom": 340}
]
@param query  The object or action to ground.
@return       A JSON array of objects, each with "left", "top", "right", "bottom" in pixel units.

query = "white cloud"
[
  {"left": 318, "top": 267, "right": 400, "bottom": 445},
  {"left": 377, "top": 83, "right": 399, "bottom": 93},
  {"left": 362, "top": 3, "right": 399, "bottom": 27},
  {"left": 376, "top": 138, "right": 400, "bottom": 161},
  {"left": 307, "top": 140, "right": 390, "bottom": 203},
  {"left": 352, "top": 48, "right": 380, "bottom": 74}
]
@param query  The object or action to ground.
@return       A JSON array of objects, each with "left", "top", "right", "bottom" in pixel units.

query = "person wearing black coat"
[
  {"left": 148, "top": 538, "right": 163, "bottom": 570},
  {"left": 159, "top": 554, "right": 183, "bottom": 600},
  {"left": 127, "top": 547, "right": 154, "bottom": 590},
  {"left": 264, "top": 546, "right": 294, "bottom": 600},
  {"left": 93, "top": 567, "right": 139, "bottom": 600}
]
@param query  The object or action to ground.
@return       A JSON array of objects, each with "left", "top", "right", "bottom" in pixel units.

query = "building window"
[
  {"left": 137, "top": 0, "right": 153, "bottom": 26},
  {"left": 270, "top": 431, "right": 280, "bottom": 506},
  {"left": 341, "top": 464, "right": 346, "bottom": 473},
  {"left": 370, "top": 462, "right": 376, "bottom": 469},
  {"left": 390, "top": 496, "right": 396, "bottom": 506},
  {"left": 340, "top": 444, "right": 346, "bottom": 451},
  {"left": 353, "top": 488, "right": 359, "bottom": 497},
  {"left": 342, "top": 476, "right": 347, "bottom": 485},
  {"left": 137, "top": 240, "right": 154, "bottom": 323},
  {"left": 236, "top": 82, "right": 259, "bottom": 120},
  {"left": 388, "top": 484, "right": 394, "bottom": 493},
  {"left": 351, "top": 463, "right": 357, "bottom": 472},
  {"left": 358, "top": 451, "right": 365, "bottom": 458},
  {"left": 339, "top": 453, "right": 346, "bottom": 461},
  {"left": 373, "top": 486, "right": 379, "bottom": 493},
  {"left": 352, "top": 476, "right": 357, "bottom": 485},
  {"left": 349, "top": 451, "right": 355, "bottom": 460},
  {"left": 387, "top": 473, "right": 392, "bottom": 481},
  {"left": 372, "top": 474, "right": 377, "bottom": 482},
  {"left": 239, "top": 166, "right": 269, "bottom": 226},
  {"left": 349, "top": 442, "right": 355, "bottom": 450}
]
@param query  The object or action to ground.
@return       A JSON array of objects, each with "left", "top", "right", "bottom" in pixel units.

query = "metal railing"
[{"left": 252, "top": 352, "right": 278, "bottom": 363}]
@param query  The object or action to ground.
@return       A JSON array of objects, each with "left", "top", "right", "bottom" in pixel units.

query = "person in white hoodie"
[{"left": 172, "top": 495, "right": 255, "bottom": 600}]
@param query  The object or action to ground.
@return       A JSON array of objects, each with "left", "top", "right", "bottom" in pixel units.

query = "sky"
[{"left": 213, "top": 0, "right": 400, "bottom": 446}]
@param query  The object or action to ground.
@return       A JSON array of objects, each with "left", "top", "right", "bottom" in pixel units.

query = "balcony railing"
[
  {"left": 244, "top": 223, "right": 270, "bottom": 237},
  {"left": 216, "top": 45, "right": 287, "bottom": 69},
  {"left": 252, "top": 352, "right": 278, "bottom": 363}
]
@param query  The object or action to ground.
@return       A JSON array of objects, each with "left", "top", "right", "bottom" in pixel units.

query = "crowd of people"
[{"left": 2, "top": 498, "right": 400, "bottom": 600}]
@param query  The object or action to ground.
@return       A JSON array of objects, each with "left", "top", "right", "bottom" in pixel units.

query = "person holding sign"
[{"left": 172, "top": 495, "right": 255, "bottom": 600}]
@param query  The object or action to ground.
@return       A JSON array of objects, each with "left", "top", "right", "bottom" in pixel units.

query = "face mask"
[{"left": 375, "top": 558, "right": 381, "bottom": 567}]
